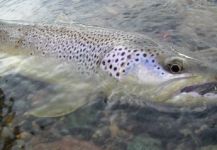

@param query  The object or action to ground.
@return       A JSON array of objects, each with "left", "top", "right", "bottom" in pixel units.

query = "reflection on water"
[{"left": 0, "top": 0, "right": 217, "bottom": 149}]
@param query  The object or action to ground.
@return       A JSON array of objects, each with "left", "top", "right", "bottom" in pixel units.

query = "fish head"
[
  {"left": 101, "top": 44, "right": 217, "bottom": 106},
  {"left": 133, "top": 49, "right": 216, "bottom": 84}
]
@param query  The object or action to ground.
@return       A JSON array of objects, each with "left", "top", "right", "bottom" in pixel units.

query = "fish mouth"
[
  {"left": 151, "top": 75, "right": 217, "bottom": 106},
  {"left": 180, "top": 81, "right": 217, "bottom": 96}
]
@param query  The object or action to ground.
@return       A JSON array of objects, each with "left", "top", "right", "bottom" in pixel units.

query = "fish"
[{"left": 0, "top": 19, "right": 217, "bottom": 117}]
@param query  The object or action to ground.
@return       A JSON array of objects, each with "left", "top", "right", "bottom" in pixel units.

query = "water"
[{"left": 0, "top": 0, "right": 217, "bottom": 149}]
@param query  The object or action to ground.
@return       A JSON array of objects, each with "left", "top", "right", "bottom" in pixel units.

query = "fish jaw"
[
  {"left": 109, "top": 73, "right": 217, "bottom": 108},
  {"left": 147, "top": 75, "right": 217, "bottom": 106}
]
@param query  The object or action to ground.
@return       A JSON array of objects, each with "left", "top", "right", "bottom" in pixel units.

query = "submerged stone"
[{"left": 127, "top": 136, "right": 162, "bottom": 150}]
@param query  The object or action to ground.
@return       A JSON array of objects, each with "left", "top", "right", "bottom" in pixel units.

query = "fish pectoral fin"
[
  {"left": 26, "top": 82, "right": 104, "bottom": 118},
  {"left": 26, "top": 95, "right": 90, "bottom": 118}
]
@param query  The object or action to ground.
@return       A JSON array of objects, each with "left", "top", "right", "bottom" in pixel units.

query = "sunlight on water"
[
  {"left": 0, "top": 0, "right": 217, "bottom": 150},
  {"left": 0, "top": 0, "right": 43, "bottom": 20}
]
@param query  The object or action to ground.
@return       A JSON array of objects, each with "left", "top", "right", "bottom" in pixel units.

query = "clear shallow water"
[{"left": 0, "top": 0, "right": 217, "bottom": 150}]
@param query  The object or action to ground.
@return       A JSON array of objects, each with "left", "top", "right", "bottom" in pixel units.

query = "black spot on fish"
[
  {"left": 143, "top": 53, "right": 147, "bottom": 57},
  {"left": 102, "top": 61, "right": 105, "bottom": 65},
  {"left": 127, "top": 55, "right": 132, "bottom": 59}
]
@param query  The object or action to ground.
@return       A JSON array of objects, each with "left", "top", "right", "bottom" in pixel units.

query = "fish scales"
[{"left": 0, "top": 20, "right": 166, "bottom": 79}]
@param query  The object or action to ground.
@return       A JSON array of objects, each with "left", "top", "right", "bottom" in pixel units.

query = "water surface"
[{"left": 0, "top": 0, "right": 217, "bottom": 150}]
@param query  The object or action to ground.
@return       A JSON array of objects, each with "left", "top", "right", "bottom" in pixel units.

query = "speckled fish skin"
[
  {"left": 0, "top": 20, "right": 170, "bottom": 80},
  {"left": 1, "top": 20, "right": 217, "bottom": 115}
]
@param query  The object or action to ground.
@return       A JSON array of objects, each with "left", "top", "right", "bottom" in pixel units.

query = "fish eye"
[
  {"left": 168, "top": 63, "right": 183, "bottom": 73},
  {"left": 166, "top": 58, "right": 184, "bottom": 74}
]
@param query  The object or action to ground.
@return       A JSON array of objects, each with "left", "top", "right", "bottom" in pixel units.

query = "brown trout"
[{"left": 0, "top": 20, "right": 216, "bottom": 117}]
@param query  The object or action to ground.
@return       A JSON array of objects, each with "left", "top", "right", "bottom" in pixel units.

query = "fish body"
[
  {"left": 0, "top": 20, "right": 217, "bottom": 117},
  {"left": 0, "top": 20, "right": 172, "bottom": 83}
]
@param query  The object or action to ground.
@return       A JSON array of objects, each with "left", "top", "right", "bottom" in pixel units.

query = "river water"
[{"left": 0, "top": 0, "right": 217, "bottom": 150}]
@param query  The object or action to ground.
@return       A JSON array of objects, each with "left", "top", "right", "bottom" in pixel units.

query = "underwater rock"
[
  {"left": 127, "top": 135, "right": 162, "bottom": 150},
  {"left": 200, "top": 145, "right": 217, "bottom": 150},
  {"left": 32, "top": 136, "right": 102, "bottom": 150},
  {"left": 1, "top": 127, "right": 14, "bottom": 139},
  {"left": 11, "top": 139, "right": 25, "bottom": 150},
  {"left": 14, "top": 100, "right": 26, "bottom": 111},
  {"left": 62, "top": 94, "right": 107, "bottom": 138}
]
